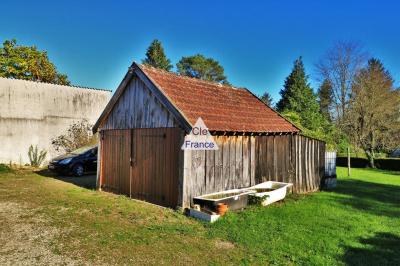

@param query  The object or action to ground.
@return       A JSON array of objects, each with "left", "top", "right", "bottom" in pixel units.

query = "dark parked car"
[
  {"left": 391, "top": 148, "right": 400, "bottom": 158},
  {"left": 48, "top": 146, "right": 98, "bottom": 176}
]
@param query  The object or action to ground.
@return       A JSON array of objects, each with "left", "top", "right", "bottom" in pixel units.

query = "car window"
[
  {"left": 71, "top": 145, "right": 97, "bottom": 155},
  {"left": 86, "top": 148, "right": 97, "bottom": 157}
]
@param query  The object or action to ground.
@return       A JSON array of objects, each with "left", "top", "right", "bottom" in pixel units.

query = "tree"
[
  {"left": 318, "top": 79, "right": 333, "bottom": 120},
  {"left": 142, "top": 39, "right": 173, "bottom": 71},
  {"left": 277, "top": 57, "right": 324, "bottom": 131},
  {"left": 316, "top": 41, "right": 367, "bottom": 124},
  {"left": 52, "top": 119, "right": 98, "bottom": 153},
  {"left": 0, "top": 39, "right": 70, "bottom": 85},
  {"left": 277, "top": 57, "right": 307, "bottom": 112},
  {"left": 259, "top": 92, "right": 273, "bottom": 107},
  {"left": 176, "top": 54, "right": 229, "bottom": 84},
  {"left": 346, "top": 58, "right": 400, "bottom": 167}
]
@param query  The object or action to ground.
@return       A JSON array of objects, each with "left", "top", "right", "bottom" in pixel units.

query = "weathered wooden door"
[
  {"left": 100, "top": 129, "right": 131, "bottom": 196},
  {"left": 130, "top": 128, "right": 181, "bottom": 207},
  {"left": 100, "top": 128, "right": 181, "bottom": 208}
]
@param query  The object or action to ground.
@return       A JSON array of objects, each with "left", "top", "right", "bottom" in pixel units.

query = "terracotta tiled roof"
[{"left": 140, "top": 64, "right": 299, "bottom": 133}]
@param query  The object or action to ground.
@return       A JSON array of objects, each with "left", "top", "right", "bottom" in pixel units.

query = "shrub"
[
  {"left": 28, "top": 145, "right": 47, "bottom": 167},
  {"left": 337, "top": 152, "right": 387, "bottom": 159},
  {"left": 375, "top": 158, "right": 400, "bottom": 171},
  {"left": 336, "top": 157, "right": 400, "bottom": 171},
  {"left": 0, "top": 164, "right": 11, "bottom": 173},
  {"left": 52, "top": 119, "right": 98, "bottom": 153},
  {"left": 337, "top": 157, "right": 369, "bottom": 168}
]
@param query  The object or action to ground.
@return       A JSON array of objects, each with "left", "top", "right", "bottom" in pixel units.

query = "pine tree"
[
  {"left": 276, "top": 57, "right": 324, "bottom": 131},
  {"left": 176, "top": 54, "right": 229, "bottom": 84},
  {"left": 276, "top": 57, "right": 308, "bottom": 112},
  {"left": 318, "top": 79, "right": 333, "bottom": 120},
  {"left": 142, "top": 39, "right": 173, "bottom": 71},
  {"left": 259, "top": 92, "right": 273, "bottom": 107}
]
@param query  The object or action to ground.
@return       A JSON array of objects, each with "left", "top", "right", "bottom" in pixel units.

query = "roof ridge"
[
  {"left": 94, "top": 61, "right": 300, "bottom": 134},
  {"left": 0, "top": 76, "right": 111, "bottom": 92},
  {"left": 138, "top": 63, "right": 245, "bottom": 91}
]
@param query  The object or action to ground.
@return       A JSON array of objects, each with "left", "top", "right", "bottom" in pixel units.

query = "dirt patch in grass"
[
  {"left": 0, "top": 171, "right": 246, "bottom": 265},
  {"left": 215, "top": 239, "right": 235, "bottom": 250},
  {"left": 0, "top": 201, "right": 83, "bottom": 265}
]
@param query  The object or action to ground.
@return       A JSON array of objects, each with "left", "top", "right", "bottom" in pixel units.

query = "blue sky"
[{"left": 1, "top": 0, "right": 399, "bottom": 102}]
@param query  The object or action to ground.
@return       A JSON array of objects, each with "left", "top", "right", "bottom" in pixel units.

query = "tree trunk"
[
  {"left": 365, "top": 150, "right": 375, "bottom": 168},
  {"left": 347, "top": 147, "right": 351, "bottom": 177},
  {"left": 367, "top": 133, "right": 376, "bottom": 168}
]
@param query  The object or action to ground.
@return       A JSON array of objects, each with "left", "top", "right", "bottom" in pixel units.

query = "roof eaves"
[{"left": 92, "top": 68, "right": 135, "bottom": 133}]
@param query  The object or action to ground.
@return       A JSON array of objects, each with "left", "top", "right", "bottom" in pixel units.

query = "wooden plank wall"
[
  {"left": 183, "top": 136, "right": 254, "bottom": 207},
  {"left": 100, "top": 128, "right": 182, "bottom": 208},
  {"left": 101, "top": 130, "right": 325, "bottom": 209},
  {"left": 182, "top": 134, "right": 325, "bottom": 207},
  {"left": 101, "top": 77, "right": 178, "bottom": 130},
  {"left": 130, "top": 128, "right": 181, "bottom": 207},
  {"left": 100, "top": 129, "right": 131, "bottom": 196}
]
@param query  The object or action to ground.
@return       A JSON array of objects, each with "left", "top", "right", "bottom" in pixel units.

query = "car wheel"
[{"left": 72, "top": 164, "right": 84, "bottom": 177}]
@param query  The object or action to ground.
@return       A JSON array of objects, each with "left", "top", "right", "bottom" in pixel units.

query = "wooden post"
[
  {"left": 347, "top": 147, "right": 351, "bottom": 177},
  {"left": 96, "top": 131, "right": 102, "bottom": 191}
]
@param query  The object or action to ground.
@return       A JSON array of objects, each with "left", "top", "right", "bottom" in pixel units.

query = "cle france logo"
[{"left": 181, "top": 117, "right": 219, "bottom": 150}]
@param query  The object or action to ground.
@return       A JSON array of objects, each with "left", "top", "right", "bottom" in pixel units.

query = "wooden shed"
[{"left": 93, "top": 63, "right": 326, "bottom": 208}]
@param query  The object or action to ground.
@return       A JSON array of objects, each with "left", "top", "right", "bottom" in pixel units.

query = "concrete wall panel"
[{"left": 0, "top": 78, "right": 111, "bottom": 164}]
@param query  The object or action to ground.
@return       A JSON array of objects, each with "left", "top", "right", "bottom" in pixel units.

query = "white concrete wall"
[{"left": 0, "top": 78, "right": 111, "bottom": 164}]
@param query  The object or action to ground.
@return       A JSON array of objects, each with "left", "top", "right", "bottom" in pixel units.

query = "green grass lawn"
[
  {"left": 0, "top": 166, "right": 399, "bottom": 265},
  {"left": 208, "top": 167, "right": 400, "bottom": 265}
]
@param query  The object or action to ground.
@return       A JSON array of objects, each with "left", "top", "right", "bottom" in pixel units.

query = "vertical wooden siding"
[
  {"left": 100, "top": 129, "right": 131, "bottom": 196},
  {"left": 102, "top": 77, "right": 178, "bottom": 130},
  {"left": 100, "top": 128, "right": 182, "bottom": 208},
  {"left": 182, "top": 134, "right": 325, "bottom": 207},
  {"left": 101, "top": 131, "right": 325, "bottom": 209}
]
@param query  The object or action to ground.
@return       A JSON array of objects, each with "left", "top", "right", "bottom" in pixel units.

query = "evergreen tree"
[
  {"left": 276, "top": 57, "right": 307, "bottom": 112},
  {"left": 259, "top": 92, "right": 273, "bottom": 107},
  {"left": 176, "top": 54, "right": 229, "bottom": 84},
  {"left": 318, "top": 79, "right": 333, "bottom": 120},
  {"left": 276, "top": 57, "right": 324, "bottom": 131},
  {"left": 142, "top": 39, "right": 173, "bottom": 71}
]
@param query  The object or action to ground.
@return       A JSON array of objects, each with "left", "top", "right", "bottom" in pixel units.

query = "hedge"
[
  {"left": 336, "top": 152, "right": 387, "bottom": 159},
  {"left": 0, "top": 164, "right": 11, "bottom": 173},
  {"left": 336, "top": 157, "right": 400, "bottom": 171}
]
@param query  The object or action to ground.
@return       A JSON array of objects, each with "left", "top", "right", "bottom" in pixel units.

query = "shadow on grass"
[
  {"left": 36, "top": 169, "right": 96, "bottom": 190},
  {"left": 375, "top": 169, "right": 400, "bottom": 176},
  {"left": 333, "top": 178, "right": 400, "bottom": 218},
  {"left": 343, "top": 232, "right": 400, "bottom": 266}
]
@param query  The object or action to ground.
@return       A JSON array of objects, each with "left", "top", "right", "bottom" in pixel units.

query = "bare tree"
[
  {"left": 346, "top": 58, "right": 400, "bottom": 167},
  {"left": 316, "top": 41, "right": 368, "bottom": 124}
]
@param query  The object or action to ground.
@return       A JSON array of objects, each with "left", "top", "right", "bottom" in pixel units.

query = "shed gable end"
[{"left": 100, "top": 76, "right": 178, "bottom": 130}]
